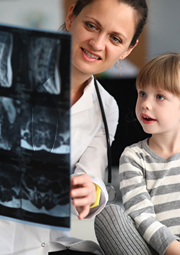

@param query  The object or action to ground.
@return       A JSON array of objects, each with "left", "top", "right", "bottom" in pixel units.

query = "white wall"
[
  {"left": 0, "top": 0, "right": 64, "bottom": 31},
  {"left": 0, "top": 0, "right": 179, "bottom": 65},
  {"left": 147, "top": 0, "right": 180, "bottom": 60}
]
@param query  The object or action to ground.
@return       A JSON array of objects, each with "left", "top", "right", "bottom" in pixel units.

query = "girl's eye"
[
  {"left": 139, "top": 91, "right": 146, "bottom": 97},
  {"left": 157, "top": 94, "right": 165, "bottom": 100}
]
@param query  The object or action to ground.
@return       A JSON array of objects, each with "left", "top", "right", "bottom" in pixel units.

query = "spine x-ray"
[{"left": 0, "top": 24, "right": 71, "bottom": 230}]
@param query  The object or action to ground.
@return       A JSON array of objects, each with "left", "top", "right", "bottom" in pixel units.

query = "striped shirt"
[{"left": 120, "top": 138, "right": 180, "bottom": 255}]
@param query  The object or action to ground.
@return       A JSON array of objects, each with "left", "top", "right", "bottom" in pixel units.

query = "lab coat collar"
[{"left": 71, "top": 76, "right": 95, "bottom": 115}]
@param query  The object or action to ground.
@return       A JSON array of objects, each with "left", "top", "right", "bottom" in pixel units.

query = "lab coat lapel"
[{"left": 71, "top": 78, "right": 94, "bottom": 115}]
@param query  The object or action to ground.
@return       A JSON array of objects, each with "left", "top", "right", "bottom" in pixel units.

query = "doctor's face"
[{"left": 66, "top": 0, "right": 137, "bottom": 77}]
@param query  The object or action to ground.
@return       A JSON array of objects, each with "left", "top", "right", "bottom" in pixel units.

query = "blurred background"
[
  {"left": 0, "top": 0, "right": 179, "bottom": 242},
  {"left": 0, "top": 0, "right": 179, "bottom": 69},
  {"left": 0, "top": 0, "right": 179, "bottom": 165}
]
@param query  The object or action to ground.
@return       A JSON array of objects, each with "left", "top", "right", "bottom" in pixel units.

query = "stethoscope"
[{"left": 94, "top": 75, "right": 117, "bottom": 203}]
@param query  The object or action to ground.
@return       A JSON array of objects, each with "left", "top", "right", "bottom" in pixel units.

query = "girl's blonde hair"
[{"left": 136, "top": 52, "right": 180, "bottom": 96}]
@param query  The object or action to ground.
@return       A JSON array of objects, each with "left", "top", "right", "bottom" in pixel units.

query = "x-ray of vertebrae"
[
  {"left": 0, "top": 24, "right": 71, "bottom": 229},
  {"left": 28, "top": 37, "right": 61, "bottom": 94},
  {"left": 0, "top": 31, "right": 13, "bottom": 88}
]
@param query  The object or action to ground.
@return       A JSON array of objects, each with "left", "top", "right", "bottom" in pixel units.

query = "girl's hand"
[
  {"left": 70, "top": 174, "right": 97, "bottom": 219},
  {"left": 164, "top": 240, "right": 180, "bottom": 255}
]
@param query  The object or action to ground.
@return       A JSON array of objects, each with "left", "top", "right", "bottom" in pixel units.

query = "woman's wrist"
[{"left": 90, "top": 183, "right": 101, "bottom": 209}]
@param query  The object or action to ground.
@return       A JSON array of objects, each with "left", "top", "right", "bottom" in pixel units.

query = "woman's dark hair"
[{"left": 61, "top": 0, "right": 148, "bottom": 47}]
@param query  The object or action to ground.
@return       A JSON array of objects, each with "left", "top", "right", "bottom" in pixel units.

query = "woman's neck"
[
  {"left": 71, "top": 70, "right": 92, "bottom": 105},
  {"left": 148, "top": 132, "right": 180, "bottom": 159}
]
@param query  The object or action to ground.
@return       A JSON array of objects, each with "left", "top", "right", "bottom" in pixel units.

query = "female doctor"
[
  {"left": 66, "top": 0, "right": 148, "bottom": 222},
  {"left": 0, "top": 0, "right": 148, "bottom": 255}
]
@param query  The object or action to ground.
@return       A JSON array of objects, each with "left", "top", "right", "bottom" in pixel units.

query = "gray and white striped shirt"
[{"left": 120, "top": 138, "right": 180, "bottom": 254}]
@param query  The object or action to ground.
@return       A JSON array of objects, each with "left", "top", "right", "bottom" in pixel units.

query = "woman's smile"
[
  {"left": 66, "top": 0, "right": 137, "bottom": 78},
  {"left": 81, "top": 47, "right": 101, "bottom": 62}
]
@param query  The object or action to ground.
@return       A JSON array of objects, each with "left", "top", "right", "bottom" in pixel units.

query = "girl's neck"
[{"left": 148, "top": 133, "right": 180, "bottom": 159}]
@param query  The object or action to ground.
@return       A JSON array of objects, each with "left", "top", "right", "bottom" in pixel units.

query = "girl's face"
[
  {"left": 136, "top": 86, "right": 180, "bottom": 135},
  {"left": 66, "top": 0, "right": 137, "bottom": 78}
]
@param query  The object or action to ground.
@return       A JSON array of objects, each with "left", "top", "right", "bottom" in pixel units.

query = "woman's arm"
[{"left": 71, "top": 87, "right": 119, "bottom": 219}]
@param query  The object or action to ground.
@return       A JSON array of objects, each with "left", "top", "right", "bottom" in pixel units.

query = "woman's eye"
[
  {"left": 139, "top": 91, "right": 146, "bottom": 97},
  {"left": 111, "top": 36, "right": 122, "bottom": 44},
  {"left": 157, "top": 94, "right": 165, "bottom": 100},
  {"left": 85, "top": 22, "right": 96, "bottom": 30}
]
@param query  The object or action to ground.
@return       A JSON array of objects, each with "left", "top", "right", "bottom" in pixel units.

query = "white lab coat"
[{"left": 0, "top": 76, "right": 119, "bottom": 255}]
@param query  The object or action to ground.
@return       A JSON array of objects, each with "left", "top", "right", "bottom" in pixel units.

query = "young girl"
[
  {"left": 95, "top": 52, "right": 180, "bottom": 255},
  {"left": 0, "top": 0, "right": 148, "bottom": 255}
]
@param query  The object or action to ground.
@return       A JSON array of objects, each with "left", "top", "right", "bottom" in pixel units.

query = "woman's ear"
[
  {"left": 65, "top": 4, "right": 75, "bottom": 31},
  {"left": 119, "top": 40, "right": 139, "bottom": 60}
]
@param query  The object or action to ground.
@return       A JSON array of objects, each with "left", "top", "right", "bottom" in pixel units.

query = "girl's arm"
[
  {"left": 164, "top": 240, "right": 180, "bottom": 255},
  {"left": 120, "top": 146, "right": 178, "bottom": 255}
]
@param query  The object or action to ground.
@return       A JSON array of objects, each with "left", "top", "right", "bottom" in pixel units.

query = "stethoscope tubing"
[
  {"left": 94, "top": 75, "right": 117, "bottom": 202},
  {"left": 93, "top": 75, "right": 112, "bottom": 184}
]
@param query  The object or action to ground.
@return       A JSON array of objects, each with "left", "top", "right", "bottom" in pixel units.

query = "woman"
[
  {"left": 0, "top": 0, "right": 148, "bottom": 255},
  {"left": 64, "top": 0, "right": 148, "bottom": 221}
]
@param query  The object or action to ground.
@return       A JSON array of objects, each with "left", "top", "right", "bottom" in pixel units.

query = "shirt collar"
[{"left": 71, "top": 76, "right": 95, "bottom": 114}]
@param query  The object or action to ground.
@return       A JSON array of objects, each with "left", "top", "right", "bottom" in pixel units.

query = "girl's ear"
[
  {"left": 119, "top": 40, "right": 139, "bottom": 60},
  {"left": 65, "top": 4, "right": 76, "bottom": 31}
]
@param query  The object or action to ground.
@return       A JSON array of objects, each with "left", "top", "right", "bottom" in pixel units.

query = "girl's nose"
[
  {"left": 141, "top": 99, "right": 151, "bottom": 110},
  {"left": 89, "top": 34, "right": 105, "bottom": 51}
]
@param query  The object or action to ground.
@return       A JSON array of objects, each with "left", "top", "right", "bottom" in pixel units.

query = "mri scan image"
[
  {"left": 28, "top": 37, "right": 61, "bottom": 94},
  {"left": 0, "top": 24, "right": 71, "bottom": 229},
  {"left": 0, "top": 31, "right": 13, "bottom": 88}
]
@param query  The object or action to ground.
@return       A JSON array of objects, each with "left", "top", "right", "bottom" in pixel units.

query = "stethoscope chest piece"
[{"left": 106, "top": 183, "right": 117, "bottom": 203}]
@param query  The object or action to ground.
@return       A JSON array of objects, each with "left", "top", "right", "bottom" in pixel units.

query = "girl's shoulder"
[{"left": 122, "top": 138, "right": 149, "bottom": 157}]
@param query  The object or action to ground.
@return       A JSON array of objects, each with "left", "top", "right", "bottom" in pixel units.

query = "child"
[{"left": 95, "top": 52, "right": 180, "bottom": 255}]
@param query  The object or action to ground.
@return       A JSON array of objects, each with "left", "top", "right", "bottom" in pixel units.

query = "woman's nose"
[{"left": 89, "top": 34, "right": 105, "bottom": 51}]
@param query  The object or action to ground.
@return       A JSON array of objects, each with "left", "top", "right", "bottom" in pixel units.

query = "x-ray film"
[{"left": 0, "top": 23, "right": 71, "bottom": 230}]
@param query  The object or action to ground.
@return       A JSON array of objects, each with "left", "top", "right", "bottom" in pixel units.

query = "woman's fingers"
[
  {"left": 70, "top": 174, "right": 97, "bottom": 219},
  {"left": 77, "top": 205, "right": 90, "bottom": 220},
  {"left": 71, "top": 174, "right": 92, "bottom": 187}
]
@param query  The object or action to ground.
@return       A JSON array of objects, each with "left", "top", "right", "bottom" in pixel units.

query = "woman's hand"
[{"left": 70, "top": 174, "right": 97, "bottom": 219}]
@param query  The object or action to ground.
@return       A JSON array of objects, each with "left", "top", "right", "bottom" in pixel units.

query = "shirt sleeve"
[
  {"left": 119, "top": 146, "right": 177, "bottom": 255},
  {"left": 90, "top": 183, "right": 101, "bottom": 209},
  {"left": 72, "top": 86, "right": 119, "bottom": 219}
]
